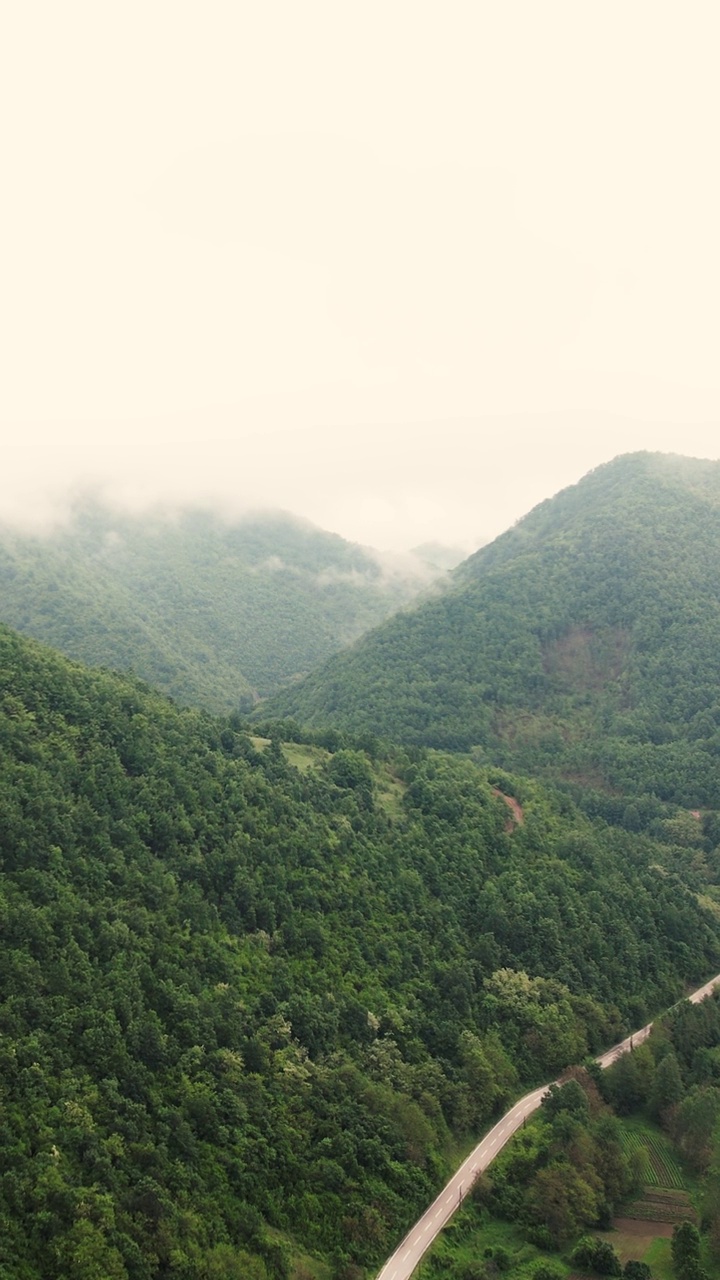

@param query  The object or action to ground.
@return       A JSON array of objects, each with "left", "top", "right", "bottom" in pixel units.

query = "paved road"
[{"left": 375, "top": 971, "right": 720, "bottom": 1280}]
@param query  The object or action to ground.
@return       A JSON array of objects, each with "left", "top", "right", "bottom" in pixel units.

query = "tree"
[
  {"left": 623, "top": 1262, "right": 652, "bottom": 1280},
  {"left": 671, "top": 1221, "right": 702, "bottom": 1279},
  {"left": 606, "top": 1044, "right": 654, "bottom": 1115},
  {"left": 572, "top": 1236, "right": 621, "bottom": 1275},
  {"left": 542, "top": 1079, "right": 590, "bottom": 1122},
  {"left": 532, "top": 1265, "right": 564, "bottom": 1280},
  {"left": 526, "top": 1164, "right": 600, "bottom": 1247},
  {"left": 650, "top": 1051, "right": 683, "bottom": 1124},
  {"left": 53, "top": 1220, "right": 128, "bottom": 1280},
  {"left": 325, "top": 750, "right": 375, "bottom": 808},
  {"left": 673, "top": 1086, "right": 720, "bottom": 1173},
  {"left": 205, "top": 1245, "right": 268, "bottom": 1279}
]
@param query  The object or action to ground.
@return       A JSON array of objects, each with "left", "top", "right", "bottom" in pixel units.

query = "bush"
[
  {"left": 623, "top": 1262, "right": 652, "bottom": 1280},
  {"left": 459, "top": 1264, "right": 486, "bottom": 1280},
  {"left": 595, "top": 1200, "right": 614, "bottom": 1230},
  {"left": 572, "top": 1236, "right": 622, "bottom": 1275},
  {"left": 531, "top": 1264, "right": 564, "bottom": 1280},
  {"left": 526, "top": 1225, "right": 557, "bottom": 1252}
]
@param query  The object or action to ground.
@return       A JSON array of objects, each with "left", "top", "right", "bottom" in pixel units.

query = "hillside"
[
  {"left": 1, "top": 623, "right": 719, "bottom": 1278},
  {"left": 0, "top": 502, "right": 443, "bottom": 712},
  {"left": 268, "top": 453, "right": 720, "bottom": 808}
]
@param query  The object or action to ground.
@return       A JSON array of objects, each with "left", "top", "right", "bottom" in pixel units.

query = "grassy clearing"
[
  {"left": 411, "top": 1112, "right": 697, "bottom": 1280},
  {"left": 643, "top": 1237, "right": 674, "bottom": 1280},
  {"left": 594, "top": 1226, "right": 676, "bottom": 1278},
  {"left": 281, "top": 741, "right": 329, "bottom": 772},
  {"left": 263, "top": 739, "right": 407, "bottom": 819},
  {"left": 374, "top": 764, "right": 406, "bottom": 819},
  {"left": 266, "top": 1229, "right": 332, "bottom": 1280},
  {"left": 416, "top": 1204, "right": 571, "bottom": 1280},
  {"left": 287, "top": 1253, "right": 332, "bottom": 1280}
]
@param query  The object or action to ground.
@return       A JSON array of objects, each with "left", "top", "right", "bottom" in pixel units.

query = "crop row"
[
  {"left": 641, "top": 1189, "right": 689, "bottom": 1206},
  {"left": 619, "top": 1129, "right": 685, "bottom": 1189},
  {"left": 625, "top": 1195, "right": 695, "bottom": 1224}
]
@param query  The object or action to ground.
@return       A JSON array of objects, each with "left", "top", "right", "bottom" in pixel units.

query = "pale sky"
[{"left": 2, "top": 2, "right": 719, "bottom": 550}]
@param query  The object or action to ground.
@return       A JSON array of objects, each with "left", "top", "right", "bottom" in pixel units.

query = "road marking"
[{"left": 373, "top": 973, "right": 720, "bottom": 1280}]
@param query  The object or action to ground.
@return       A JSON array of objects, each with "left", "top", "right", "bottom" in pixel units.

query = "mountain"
[
  {"left": 267, "top": 453, "right": 720, "bottom": 809},
  {"left": 2, "top": 621, "right": 719, "bottom": 1278},
  {"left": 0, "top": 502, "right": 442, "bottom": 712}
]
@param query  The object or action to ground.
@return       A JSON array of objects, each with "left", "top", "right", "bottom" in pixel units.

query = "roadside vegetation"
[{"left": 417, "top": 994, "right": 720, "bottom": 1280}]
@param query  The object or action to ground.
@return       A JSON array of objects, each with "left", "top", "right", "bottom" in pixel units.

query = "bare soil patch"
[
  {"left": 491, "top": 788, "right": 524, "bottom": 831},
  {"left": 542, "top": 625, "right": 630, "bottom": 693},
  {"left": 612, "top": 1217, "right": 674, "bottom": 1239}
]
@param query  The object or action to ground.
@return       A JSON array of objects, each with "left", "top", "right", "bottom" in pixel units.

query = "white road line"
[{"left": 373, "top": 971, "right": 720, "bottom": 1280}]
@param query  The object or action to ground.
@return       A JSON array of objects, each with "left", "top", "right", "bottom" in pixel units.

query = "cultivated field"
[{"left": 618, "top": 1123, "right": 686, "bottom": 1190}]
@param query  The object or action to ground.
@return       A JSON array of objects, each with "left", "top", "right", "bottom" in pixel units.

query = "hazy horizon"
[
  {"left": 2, "top": 434, "right": 719, "bottom": 559},
  {"left": 3, "top": 3, "right": 719, "bottom": 551}
]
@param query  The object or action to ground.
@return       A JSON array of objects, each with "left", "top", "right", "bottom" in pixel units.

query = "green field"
[
  {"left": 619, "top": 1120, "right": 686, "bottom": 1190},
  {"left": 598, "top": 1227, "right": 674, "bottom": 1280},
  {"left": 643, "top": 1237, "right": 674, "bottom": 1280},
  {"left": 416, "top": 1211, "right": 571, "bottom": 1280}
]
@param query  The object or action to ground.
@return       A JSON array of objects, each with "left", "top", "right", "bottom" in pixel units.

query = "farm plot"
[
  {"left": 624, "top": 1189, "right": 696, "bottom": 1225},
  {"left": 619, "top": 1126, "right": 685, "bottom": 1189}
]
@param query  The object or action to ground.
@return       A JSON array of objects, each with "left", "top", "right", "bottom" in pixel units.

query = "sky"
[{"left": 2, "top": 2, "right": 720, "bottom": 552}]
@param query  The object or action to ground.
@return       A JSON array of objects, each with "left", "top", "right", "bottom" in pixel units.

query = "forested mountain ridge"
[
  {"left": 2, "top": 622, "right": 719, "bottom": 1278},
  {"left": 267, "top": 453, "right": 720, "bottom": 809},
  {"left": 0, "top": 502, "right": 445, "bottom": 712}
]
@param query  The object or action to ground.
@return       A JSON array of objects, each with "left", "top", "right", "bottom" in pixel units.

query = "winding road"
[{"left": 375, "top": 971, "right": 720, "bottom": 1280}]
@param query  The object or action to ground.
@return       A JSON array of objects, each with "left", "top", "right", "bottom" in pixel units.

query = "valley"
[
  {"left": 378, "top": 974, "right": 720, "bottom": 1280},
  {"left": 0, "top": 503, "right": 449, "bottom": 711},
  {"left": 2, "top": 453, "right": 720, "bottom": 1278}
]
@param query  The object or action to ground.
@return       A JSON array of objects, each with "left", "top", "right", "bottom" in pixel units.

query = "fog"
[{"left": 2, "top": 3, "right": 719, "bottom": 551}]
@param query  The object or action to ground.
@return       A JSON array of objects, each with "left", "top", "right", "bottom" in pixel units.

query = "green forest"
[
  {"left": 417, "top": 991, "right": 720, "bottom": 1279},
  {"left": 4, "top": 452, "right": 720, "bottom": 1279},
  {"left": 0, "top": 504, "right": 441, "bottom": 711},
  {"left": 1, "top": 621, "right": 719, "bottom": 1278},
  {"left": 269, "top": 454, "right": 720, "bottom": 809}
]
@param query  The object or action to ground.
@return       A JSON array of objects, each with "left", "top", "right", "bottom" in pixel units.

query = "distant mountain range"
[
  {"left": 267, "top": 453, "right": 720, "bottom": 808},
  {"left": 3, "top": 458, "right": 720, "bottom": 1276},
  {"left": 0, "top": 502, "right": 455, "bottom": 712}
]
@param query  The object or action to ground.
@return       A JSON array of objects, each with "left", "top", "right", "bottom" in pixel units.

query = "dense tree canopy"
[
  {"left": 0, "top": 504, "right": 442, "bottom": 710},
  {"left": 268, "top": 454, "right": 720, "bottom": 808},
  {"left": 1, "top": 623, "right": 719, "bottom": 1276}
]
